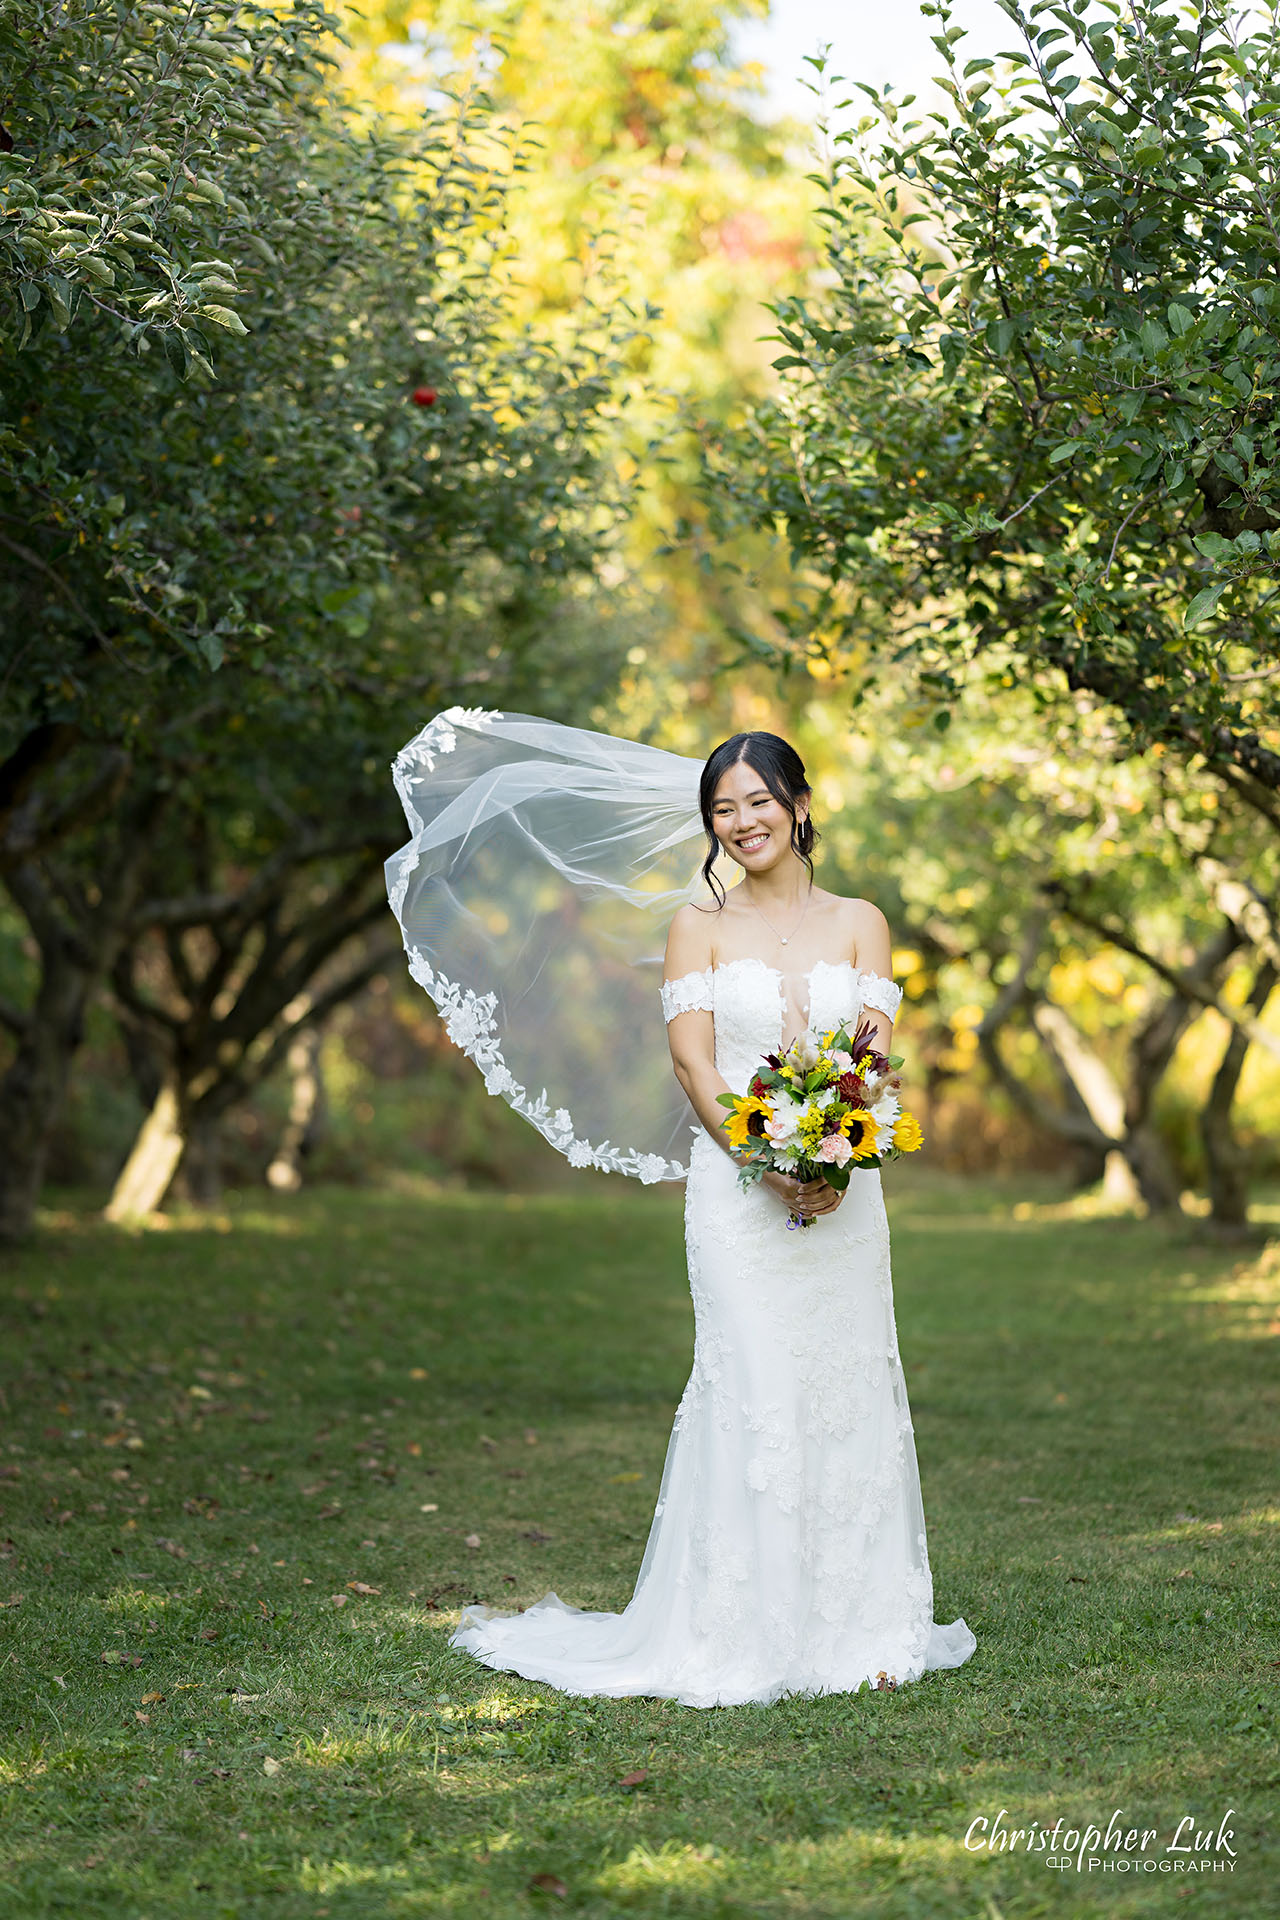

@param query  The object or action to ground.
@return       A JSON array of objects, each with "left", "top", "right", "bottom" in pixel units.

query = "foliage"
[
  {"left": 713, "top": 0, "right": 1280, "bottom": 807},
  {"left": 1, "top": 1180, "right": 1276, "bottom": 1911},
  {"left": 0, "top": 0, "right": 622, "bottom": 740},
  {"left": 336, "top": 0, "right": 820, "bottom": 733}
]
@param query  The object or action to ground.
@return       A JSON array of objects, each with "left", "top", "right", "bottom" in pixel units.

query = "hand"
[{"left": 762, "top": 1169, "right": 844, "bottom": 1220}]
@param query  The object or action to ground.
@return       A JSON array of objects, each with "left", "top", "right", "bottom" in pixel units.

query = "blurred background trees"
[{"left": 1, "top": 0, "right": 1275, "bottom": 1239}]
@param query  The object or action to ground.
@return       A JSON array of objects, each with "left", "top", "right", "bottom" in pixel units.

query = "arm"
[
  {"left": 662, "top": 906, "right": 735, "bottom": 1156},
  {"left": 850, "top": 899, "right": 897, "bottom": 1053}
]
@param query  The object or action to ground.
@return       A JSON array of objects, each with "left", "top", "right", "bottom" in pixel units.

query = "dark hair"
[{"left": 698, "top": 731, "right": 818, "bottom": 907}]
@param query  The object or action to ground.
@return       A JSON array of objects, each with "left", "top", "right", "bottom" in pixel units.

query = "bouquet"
[{"left": 717, "top": 1017, "right": 923, "bottom": 1229}]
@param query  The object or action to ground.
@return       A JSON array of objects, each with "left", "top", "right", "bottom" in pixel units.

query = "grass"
[{"left": 0, "top": 1169, "right": 1276, "bottom": 1919}]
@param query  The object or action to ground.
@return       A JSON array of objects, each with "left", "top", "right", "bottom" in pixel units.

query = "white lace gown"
[{"left": 449, "top": 957, "right": 977, "bottom": 1707}]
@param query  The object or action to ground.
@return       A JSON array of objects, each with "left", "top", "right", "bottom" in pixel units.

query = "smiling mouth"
[{"left": 737, "top": 832, "right": 769, "bottom": 851}]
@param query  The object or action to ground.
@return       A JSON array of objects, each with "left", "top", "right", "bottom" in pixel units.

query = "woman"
[{"left": 386, "top": 711, "right": 976, "bottom": 1707}]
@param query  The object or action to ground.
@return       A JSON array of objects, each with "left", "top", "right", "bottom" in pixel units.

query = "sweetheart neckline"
[{"left": 673, "top": 957, "right": 887, "bottom": 987}]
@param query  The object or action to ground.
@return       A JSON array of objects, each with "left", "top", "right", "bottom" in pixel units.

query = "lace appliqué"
[
  {"left": 388, "top": 707, "right": 501, "bottom": 920},
  {"left": 404, "top": 949, "right": 681, "bottom": 1185},
  {"left": 859, "top": 973, "right": 903, "bottom": 1021},
  {"left": 660, "top": 968, "right": 714, "bottom": 1022}
]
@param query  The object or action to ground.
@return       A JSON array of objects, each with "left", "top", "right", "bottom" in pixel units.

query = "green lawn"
[{"left": 0, "top": 1173, "right": 1276, "bottom": 1919}]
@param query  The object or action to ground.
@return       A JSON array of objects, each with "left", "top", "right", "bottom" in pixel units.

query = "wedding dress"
[{"left": 449, "top": 954, "right": 977, "bottom": 1708}]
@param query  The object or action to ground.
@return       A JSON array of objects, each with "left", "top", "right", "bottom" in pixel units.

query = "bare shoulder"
[
  {"left": 821, "top": 891, "right": 893, "bottom": 970},
  {"left": 664, "top": 901, "right": 716, "bottom": 978}
]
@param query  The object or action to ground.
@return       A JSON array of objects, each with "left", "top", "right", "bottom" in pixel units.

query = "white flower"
[
  {"left": 550, "top": 1108, "right": 574, "bottom": 1136},
  {"left": 567, "top": 1139, "right": 595, "bottom": 1169},
  {"left": 765, "top": 1105, "right": 801, "bottom": 1146},
  {"left": 870, "top": 1090, "right": 901, "bottom": 1134},
  {"left": 636, "top": 1153, "right": 667, "bottom": 1185},
  {"left": 483, "top": 1065, "right": 515, "bottom": 1097}
]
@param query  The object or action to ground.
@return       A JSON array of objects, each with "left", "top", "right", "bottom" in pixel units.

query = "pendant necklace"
[{"left": 748, "top": 883, "right": 812, "bottom": 948}]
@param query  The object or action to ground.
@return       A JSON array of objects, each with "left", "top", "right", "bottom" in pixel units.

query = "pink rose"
[
  {"left": 815, "top": 1133, "right": 853, "bottom": 1167},
  {"left": 829, "top": 1049, "right": 853, "bottom": 1074}
]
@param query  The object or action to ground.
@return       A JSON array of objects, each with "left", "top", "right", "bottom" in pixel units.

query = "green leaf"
[
  {"left": 197, "top": 633, "right": 225, "bottom": 670},
  {"left": 1183, "top": 583, "right": 1226, "bottom": 630},
  {"left": 200, "top": 304, "right": 248, "bottom": 335},
  {"left": 1167, "top": 302, "right": 1194, "bottom": 336}
]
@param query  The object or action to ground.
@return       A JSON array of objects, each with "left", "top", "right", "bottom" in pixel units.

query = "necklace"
[{"left": 746, "top": 884, "right": 812, "bottom": 948}]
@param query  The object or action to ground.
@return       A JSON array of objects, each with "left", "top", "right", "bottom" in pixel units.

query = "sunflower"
[
  {"left": 842, "top": 1110, "right": 881, "bottom": 1160},
  {"left": 892, "top": 1111, "right": 924, "bottom": 1153},
  {"left": 724, "top": 1095, "right": 771, "bottom": 1151}
]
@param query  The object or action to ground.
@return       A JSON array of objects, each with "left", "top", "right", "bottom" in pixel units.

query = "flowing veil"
[{"left": 385, "top": 706, "right": 727, "bottom": 1181}]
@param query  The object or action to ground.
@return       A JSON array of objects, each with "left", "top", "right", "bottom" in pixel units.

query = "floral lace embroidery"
[
  {"left": 388, "top": 707, "right": 502, "bottom": 920},
  {"left": 660, "top": 968, "right": 714, "bottom": 1022}
]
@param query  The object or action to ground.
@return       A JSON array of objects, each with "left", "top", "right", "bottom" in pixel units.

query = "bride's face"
[{"left": 710, "top": 760, "right": 808, "bottom": 875}]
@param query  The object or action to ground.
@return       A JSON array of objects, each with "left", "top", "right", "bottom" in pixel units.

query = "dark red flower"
[
  {"left": 837, "top": 1071, "right": 862, "bottom": 1103},
  {"left": 412, "top": 385, "right": 438, "bottom": 407},
  {"left": 749, "top": 1074, "right": 766, "bottom": 1098}
]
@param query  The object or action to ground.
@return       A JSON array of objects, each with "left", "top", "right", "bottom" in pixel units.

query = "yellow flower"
[
  {"left": 724, "top": 1096, "right": 770, "bottom": 1151},
  {"left": 892, "top": 1111, "right": 924, "bottom": 1153},
  {"left": 843, "top": 1110, "right": 880, "bottom": 1160}
]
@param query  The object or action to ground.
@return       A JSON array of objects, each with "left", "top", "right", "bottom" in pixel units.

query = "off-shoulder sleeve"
[
  {"left": 660, "top": 966, "right": 714, "bottom": 1023},
  {"left": 858, "top": 971, "right": 903, "bottom": 1021}
]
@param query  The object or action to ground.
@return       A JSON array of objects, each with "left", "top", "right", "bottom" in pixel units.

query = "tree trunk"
[
  {"left": 0, "top": 936, "right": 93, "bottom": 1242},
  {"left": 1201, "top": 961, "right": 1278, "bottom": 1230},
  {"left": 179, "top": 1110, "right": 224, "bottom": 1206},
  {"left": 266, "top": 1026, "right": 325, "bottom": 1191},
  {"left": 104, "top": 1080, "right": 184, "bottom": 1223}
]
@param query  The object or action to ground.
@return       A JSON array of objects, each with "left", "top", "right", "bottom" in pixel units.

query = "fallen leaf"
[
  {"left": 200, "top": 1629, "right": 219, "bottom": 1643},
  {"left": 409, "top": 1368, "right": 429, "bottom": 1380},
  {"left": 154, "top": 1537, "right": 187, "bottom": 1559},
  {"left": 522, "top": 1527, "right": 551, "bottom": 1544},
  {"left": 464, "top": 1533, "right": 481, "bottom": 1550},
  {"left": 82, "top": 1854, "right": 104, "bottom": 1869},
  {"left": 528, "top": 1874, "right": 568, "bottom": 1898},
  {"left": 406, "top": 1442, "right": 422, "bottom": 1456},
  {"left": 0, "top": 1594, "right": 23, "bottom": 1609},
  {"left": 1016, "top": 1496, "right": 1042, "bottom": 1505},
  {"left": 479, "top": 1435, "right": 498, "bottom": 1452},
  {"left": 609, "top": 1472, "right": 642, "bottom": 1484},
  {"left": 140, "top": 1691, "right": 165, "bottom": 1705},
  {"left": 619, "top": 1768, "right": 649, "bottom": 1788},
  {"left": 300, "top": 1482, "right": 327, "bottom": 1497},
  {"left": 419, "top": 1502, "right": 439, "bottom": 1514},
  {"left": 346, "top": 1581, "right": 380, "bottom": 1596},
  {"left": 134, "top": 1711, "right": 150, "bottom": 1725},
  {"left": 524, "top": 1429, "right": 538, "bottom": 1445},
  {"left": 316, "top": 1504, "right": 342, "bottom": 1522},
  {"left": 262, "top": 1756, "right": 281, "bottom": 1776},
  {"left": 331, "top": 1593, "right": 348, "bottom": 1607}
]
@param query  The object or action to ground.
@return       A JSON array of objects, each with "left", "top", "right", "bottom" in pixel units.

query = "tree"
[
  {"left": 712, "top": 0, "right": 1280, "bottom": 819},
  {"left": 0, "top": 1, "right": 630, "bottom": 1237},
  {"left": 783, "top": 664, "right": 1278, "bottom": 1220}
]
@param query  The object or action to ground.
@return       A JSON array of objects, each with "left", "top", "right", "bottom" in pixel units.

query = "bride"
[{"left": 386, "top": 711, "right": 976, "bottom": 1708}]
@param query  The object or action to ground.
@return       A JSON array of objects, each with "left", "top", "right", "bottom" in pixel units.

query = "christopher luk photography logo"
[{"left": 964, "top": 1806, "right": 1238, "bottom": 1875}]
